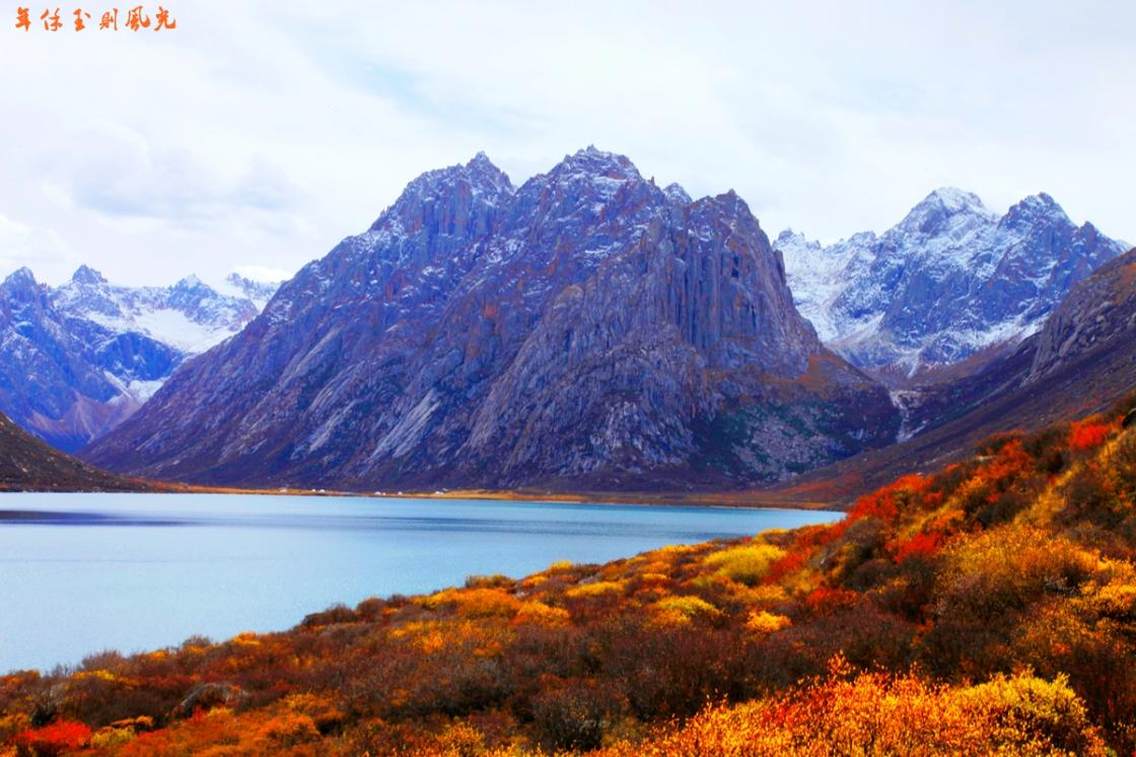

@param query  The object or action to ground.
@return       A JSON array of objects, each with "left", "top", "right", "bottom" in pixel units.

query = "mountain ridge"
[{"left": 84, "top": 148, "right": 900, "bottom": 490}]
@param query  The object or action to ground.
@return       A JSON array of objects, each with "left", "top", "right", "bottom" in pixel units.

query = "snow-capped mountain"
[
  {"left": 220, "top": 272, "right": 283, "bottom": 310},
  {"left": 775, "top": 188, "right": 1125, "bottom": 376},
  {"left": 86, "top": 148, "right": 900, "bottom": 490},
  {"left": 0, "top": 266, "right": 279, "bottom": 450},
  {"left": 53, "top": 267, "right": 273, "bottom": 354}
]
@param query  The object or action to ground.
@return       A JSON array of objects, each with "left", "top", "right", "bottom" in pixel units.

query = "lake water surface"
[{"left": 0, "top": 493, "right": 841, "bottom": 673}]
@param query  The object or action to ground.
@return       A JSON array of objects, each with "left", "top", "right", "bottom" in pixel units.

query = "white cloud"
[{"left": 1, "top": 0, "right": 1133, "bottom": 287}]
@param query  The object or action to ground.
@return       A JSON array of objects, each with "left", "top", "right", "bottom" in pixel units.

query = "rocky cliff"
[{"left": 85, "top": 148, "right": 900, "bottom": 490}]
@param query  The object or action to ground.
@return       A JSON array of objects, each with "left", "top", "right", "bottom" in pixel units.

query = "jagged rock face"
[
  {"left": 776, "top": 189, "right": 1125, "bottom": 376},
  {"left": 1029, "top": 248, "right": 1136, "bottom": 382},
  {"left": 0, "top": 266, "right": 277, "bottom": 451},
  {"left": 86, "top": 148, "right": 900, "bottom": 490}
]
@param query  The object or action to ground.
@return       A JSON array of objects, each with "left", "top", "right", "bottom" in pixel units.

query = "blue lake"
[{"left": 0, "top": 492, "right": 841, "bottom": 673}]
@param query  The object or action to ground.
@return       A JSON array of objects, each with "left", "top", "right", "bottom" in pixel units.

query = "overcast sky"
[{"left": 2, "top": 0, "right": 1133, "bottom": 287}]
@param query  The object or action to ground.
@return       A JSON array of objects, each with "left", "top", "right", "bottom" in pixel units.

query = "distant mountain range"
[
  {"left": 766, "top": 244, "right": 1136, "bottom": 504},
  {"left": 0, "top": 267, "right": 279, "bottom": 451},
  {"left": 775, "top": 188, "right": 1125, "bottom": 377},
  {"left": 84, "top": 148, "right": 900, "bottom": 490},
  {"left": 4, "top": 147, "right": 1133, "bottom": 495}
]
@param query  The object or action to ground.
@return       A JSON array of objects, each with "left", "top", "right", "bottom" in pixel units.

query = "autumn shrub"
[
  {"left": 1023, "top": 424, "right": 1071, "bottom": 475},
  {"left": 465, "top": 574, "right": 513, "bottom": 589},
  {"left": 597, "top": 621, "right": 745, "bottom": 719},
  {"left": 13, "top": 719, "right": 92, "bottom": 756},
  {"left": 649, "top": 595, "right": 721, "bottom": 627},
  {"left": 596, "top": 668, "right": 1106, "bottom": 757},
  {"left": 355, "top": 596, "right": 388, "bottom": 622},
  {"left": 301, "top": 603, "right": 358, "bottom": 628},
  {"left": 421, "top": 588, "right": 521, "bottom": 619},
  {"left": 1059, "top": 462, "right": 1119, "bottom": 529},
  {"left": 870, "top": 552, "right": 939, "bottom": 621},
  {"left": 1069, "top": 418, "right": 1113, "bottom": 452},
  {"left": 822, "top": 517, "right": 887, "bottom": 584},
  {"left": 1106, "top": 435, "right": 1135, "bottom": 498},
  {"left": 530, "top": 679, "right": 627, "bottom": 752},
  {"left": 935, "top": 526, "right": 1096, "bottom": 620},
  {"left": 702, "top": 544, "right": 785, "bottom": 586},
  {"left": 925, "top": 526, "right": 1104, "bottom": 678},
  {"left": 512, "top": 601, "right": 571, "bottom": 628},
  {"left": 564, "top": 580, "right": 624, "bottom": 599},
  {"left": 744, "top": 610, "right": 791, "bottom": 635}
]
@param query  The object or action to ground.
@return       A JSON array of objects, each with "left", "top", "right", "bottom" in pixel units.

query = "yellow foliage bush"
[
  {"left": 938, "top": 525, "right": 1101, "bottom": 618},
  {"left": 702, "top": 543, "right": 786, "bottom": 586},
  {"left": 745, "top": 610, "right": 791, "bottom": 634},
  {"left": 649, "top": 595, "right": 721, "bottom": 626},
  {"left": 565, "top": 580, "right": 624, "bottom": 599},
  {"left": 513, "top": 601, "right": 571, "bottom": 627}
]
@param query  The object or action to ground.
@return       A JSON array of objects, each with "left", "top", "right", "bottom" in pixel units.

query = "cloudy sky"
[{"left": 2, "top": 0, "right": 1133, "bottom": 287}]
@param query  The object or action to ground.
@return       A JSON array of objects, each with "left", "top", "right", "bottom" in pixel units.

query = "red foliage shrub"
[
  {"left": 764, "top": 551, "right": 806, "bottom": 584},
  {"left": 894, "top": 531, "right": 945, "bottom": 563},
  {"left": 14, "top": 720, "right": 91, "bottom": 756},
  {"left": 849, "top": 475, "right": 932, "bottom": 526},
  {"left": 804, "top": 587, "right": 859, "bottom": 614},
  {"left": 1069, "top": 420, "right": 1113, "bottom": 452}
]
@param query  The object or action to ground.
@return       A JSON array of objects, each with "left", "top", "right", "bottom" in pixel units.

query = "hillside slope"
[
  {"left": 3, "top": 400, "right": 1134, "bottom": 753},
  {"left": 0, "top": 411, "right": 138, "bottom": 491}
]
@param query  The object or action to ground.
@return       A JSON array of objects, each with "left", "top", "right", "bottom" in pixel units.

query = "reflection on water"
[{"left": 0, "top": 492, "right": 841, "bottom": 672}]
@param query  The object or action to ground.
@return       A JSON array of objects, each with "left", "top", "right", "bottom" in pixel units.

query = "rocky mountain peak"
[
  {"left": 663, "top": 182, "right": 692, "bottom": 205},
  {"left": 924, "top": 186, "right": 988, "bottom": 213},
  {"left": 71, "top": 265, "right": 107, "bottom": 286},
  {"left": 463, "top": 151, "right": 515, "bottom": 193},
  {"left": 894, "top": 187, "right": 995, "bottom": 238},
  {"left": 545, "top": 146, "right": 643, "bottom": 187},
  {"left": 1, "top": 267, "right": 37, "bottom": 292},
  {"left": 1001, "top": 192, "right": 1071, "bottom": 229},
  {"left": 775, "top": 228, "right": 809, "bottom": 246},
  {"left": 367, "top": 153, "right": 516, "bottom": 244},
  {"left": 691, "top": 191, "right": 763, "bottom": 236},
  {"left": 173, "top": 274, "right": 206, "bottom": 291}
]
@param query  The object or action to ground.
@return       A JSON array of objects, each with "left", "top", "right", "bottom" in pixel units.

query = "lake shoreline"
[{"left": 1, "top": 482, "right": 847, "bottom": 511}]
